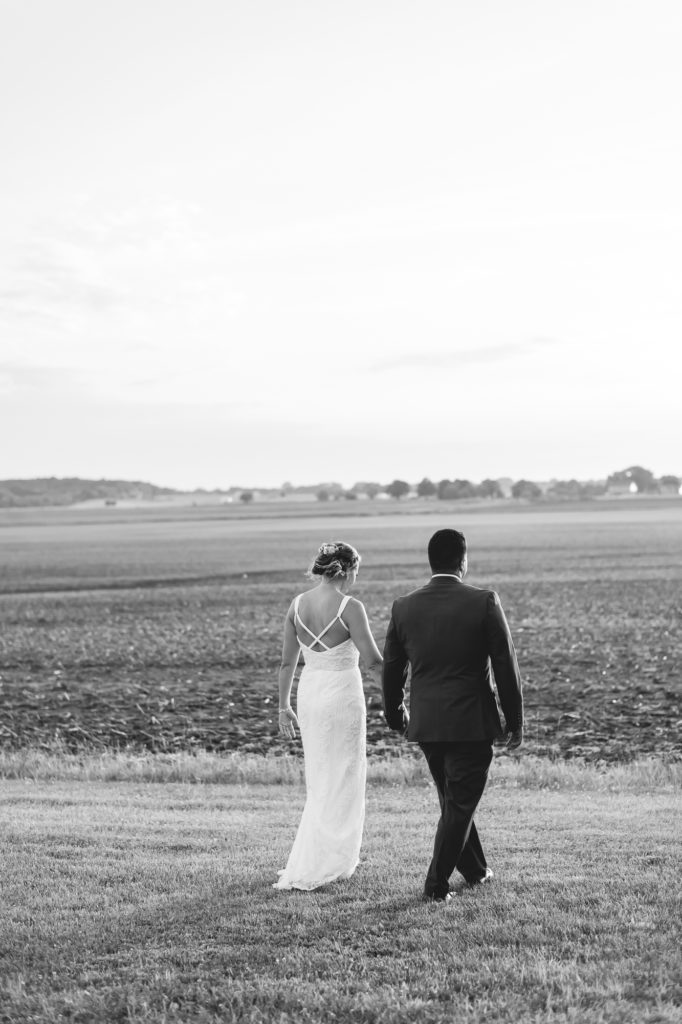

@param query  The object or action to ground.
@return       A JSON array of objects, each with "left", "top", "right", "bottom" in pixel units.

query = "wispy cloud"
[
  {"left": 0, "top": 200, "right": 202, "bottom": 327},
  {"left": 370, "top": 338, "right": 557, "bottom": 372},
  {"left": 0, "top": 362, "right": 86, "bottom": 395},
  {"left": 0, "top": 199, "right": 247, "bottom": 406}
]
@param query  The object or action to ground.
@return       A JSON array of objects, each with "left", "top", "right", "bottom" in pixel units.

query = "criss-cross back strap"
[
  {"left": 336, "top": 594, "right": 351, "bottom": 629},
  {"left": 294, "top": 594, "right": 351, "bottom": 650}
]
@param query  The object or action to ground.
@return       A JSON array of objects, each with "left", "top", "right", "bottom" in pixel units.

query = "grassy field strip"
[
  {"left": 0, "top": 748, "right": 681, "bottom": 791},
  {"left": 1, "top": 780, "right": 680, "bottom": 1022},
  {"left": 4, "top": 506, "right": 682, "bottom": 591},
  {"left": 2, "top": 503, "right": 681, "bottom": 543}
]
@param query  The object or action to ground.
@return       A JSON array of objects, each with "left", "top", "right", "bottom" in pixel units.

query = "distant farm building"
[{"left": 607, "top": 480, "right": 638, "bottom": 495}]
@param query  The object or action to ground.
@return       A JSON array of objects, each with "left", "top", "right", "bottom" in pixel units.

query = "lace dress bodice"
[{"left": 299, "top": 638, "right": 360, "bottom": 672}]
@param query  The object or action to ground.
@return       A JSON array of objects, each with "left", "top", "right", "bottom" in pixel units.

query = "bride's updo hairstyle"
[{"left": 307, "top": 541, "right": 360, "bottom": 581}]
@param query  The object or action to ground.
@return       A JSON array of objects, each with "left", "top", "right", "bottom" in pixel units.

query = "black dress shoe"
[
  {"left": 449, "top": 868, "right": 494, "bottom": 895},
  {"left": 421, "top": 891, "right": 452, "bottom": 903},
  {"left": 467, "top": 868, "right": 494, "bottom": 888}
]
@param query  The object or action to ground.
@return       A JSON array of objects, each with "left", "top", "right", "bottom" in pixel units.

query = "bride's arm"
[
  {"left": 344, "top": 599, "right": 383, "bottom": 670},
  {"left": 277, "top": 602, "right": 300, "bottom": 738}
]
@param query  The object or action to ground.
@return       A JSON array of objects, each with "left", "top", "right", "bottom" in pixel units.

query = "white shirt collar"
[{"left": 431, "top": 573, "right": 461, "bottom": 580}]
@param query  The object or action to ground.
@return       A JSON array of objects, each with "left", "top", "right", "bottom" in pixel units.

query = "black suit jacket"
[{"left": 382, "top": 576, "right": 523, "bottom": 742}]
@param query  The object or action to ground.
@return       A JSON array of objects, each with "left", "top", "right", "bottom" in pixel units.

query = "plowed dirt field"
[{"left": 1, "top": 501, "right": 680, "bottom": 761}]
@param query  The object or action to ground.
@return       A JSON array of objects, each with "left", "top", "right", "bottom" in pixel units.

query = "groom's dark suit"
[{"left": 382, "top": 575, "right": 523, "bottom": 898}]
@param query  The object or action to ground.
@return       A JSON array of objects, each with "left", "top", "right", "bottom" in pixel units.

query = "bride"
[{"left": 274, "top": 541, "right": 383, "bottom": 891}]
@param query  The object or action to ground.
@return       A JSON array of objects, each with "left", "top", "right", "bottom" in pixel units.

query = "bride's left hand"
[{"left": 278, "top": 706, "right": 299, "bottom": 739}]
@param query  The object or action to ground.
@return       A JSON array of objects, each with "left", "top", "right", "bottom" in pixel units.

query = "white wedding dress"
[{"left": 274, "top": 594, "right": 367, "bottom": 891}]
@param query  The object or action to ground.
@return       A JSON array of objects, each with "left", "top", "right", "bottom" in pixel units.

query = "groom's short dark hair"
[{"left": 428, "top": 529, "right": 467, "bottom": 573}]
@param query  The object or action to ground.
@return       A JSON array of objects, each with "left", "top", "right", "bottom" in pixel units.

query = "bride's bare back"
[{"left": 294, "top": 587, "right": 353, "bottom": 651}]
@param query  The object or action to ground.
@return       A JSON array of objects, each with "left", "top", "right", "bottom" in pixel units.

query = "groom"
[{"left": 382, "top": 528, "right": 523, "bottom": 902}]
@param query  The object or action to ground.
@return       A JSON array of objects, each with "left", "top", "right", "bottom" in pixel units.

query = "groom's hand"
[
  {"left": 401, "top": 710, "right": 410, "bottom": 736},
  {"left": 506, "top": 727, "right": 523, "bottom": 750}
]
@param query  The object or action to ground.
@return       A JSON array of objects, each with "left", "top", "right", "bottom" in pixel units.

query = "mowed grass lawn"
[{"left": 1, "top": 773, "right": 680, "bottom": 1023}]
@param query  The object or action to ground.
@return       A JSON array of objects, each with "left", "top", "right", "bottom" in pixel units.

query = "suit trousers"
[{"left": 419, "top": 740, "right": 494, "bottom": 898}]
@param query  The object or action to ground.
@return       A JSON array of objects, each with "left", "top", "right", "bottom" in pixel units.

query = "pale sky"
[{"left": 1, "top": 0, "right": 680, "bottom": 489}]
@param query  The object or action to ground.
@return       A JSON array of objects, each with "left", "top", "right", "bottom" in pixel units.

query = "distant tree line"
[
  {"left": 0, "top": 477, "right": 179, "bottom": 508},
  {"left": 3, "top": 466, "right": 679, "bottom": 509},
  {"left": 309, "top": 465, "right": 681, "bottom": 503}
]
